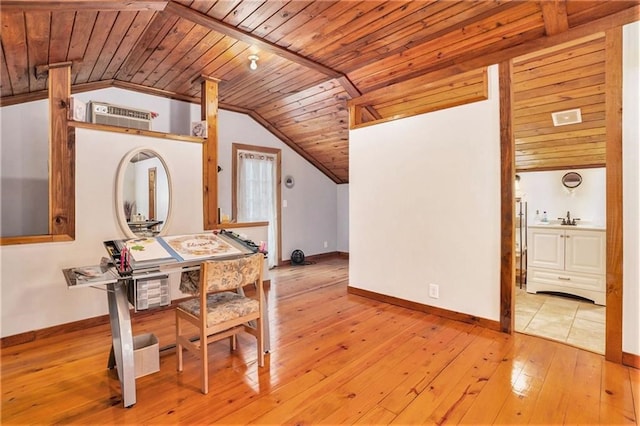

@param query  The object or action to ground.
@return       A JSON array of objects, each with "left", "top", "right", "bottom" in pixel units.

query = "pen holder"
[{"left": 118, "top": 265, "right": 133, "bottom": 277}]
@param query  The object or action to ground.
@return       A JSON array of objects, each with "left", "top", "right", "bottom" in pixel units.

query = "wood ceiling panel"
[
  {"left": 48, "top": 11, "right": 74, "bottom": 63},
  {"left": 140, "top": 16, "right": 211, "bottom": 86},
  {"left": 116, "top": 12, "right": 180, "bottom": 81},
  {"left": 254, "top": 1, "right": 338, "bottom": 44},
  {"left": 372, "top": 68, "right": 487, "bottom": 120},
  {"left": 25, "top": 11, "right": 50, "bottom": 92},
  {"left": 153, "top": 31, "right": 226, "bottom": 89},
  {"left": 235, "top": 0, "right": 290, "bottom": 33},
  {"left": 350, "top": 2, "right": 543, "bottom": 91},
  {"left": 73, "top": 11, "right": 118, "bottom": 84},
  {"left": 1, "top": 1, "right": 637, "bottom": 182},
  {"left": 248, "top": 1, "right": 314, "bottom": 39},
  {"left": 325, "top": 1, "right": 502, "bottom": 72},
  {"left": 261, "top": 91, "right": 347, "bottom": 125},
  {"left": 1, "top": 12, "right": 29, "bottom": 94},
  {"left": 316, "top": 1, "right": 442, "bottom": 54},
  {"left": 66, "top": 11, "right": 97, "bottom": 70},
  {"left": 164, "top": 34, "right": 245, "bottom": 94},
  {"left": 272, "top": 1, "right": 368, "bottom": 54},
  {"left": 566, "top": 0, "right": 639, "bottom": 28},
  {"left": 257, "top": 80, "right": 346, "bottom": 119},
  {"left": 101, "top": 11, "right": 156, "bottom": 81},
  {"left": 0, "top": 42, "right": 11, "bottom": 97},
  {"left": 88, "top": 12, "right": 138, "bottom": 82},
  {"left": 130, "top": 16, "right": 197, "bottom": 85}
]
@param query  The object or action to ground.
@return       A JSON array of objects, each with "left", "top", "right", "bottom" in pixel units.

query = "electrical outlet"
[
  {"left": 429, "top": 283, "right": 439, "bottom": 299},
  {"left": 323, "top": 241, "right": 328, "bottom": 248}
]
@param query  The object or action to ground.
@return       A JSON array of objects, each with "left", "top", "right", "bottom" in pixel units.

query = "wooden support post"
[
  {"left": 499, "top": 60, "right": 515, "bottom": 334},
  {"left": 48, "top": 63, "right": 75, "bottom": 239},
  {"left": 201, "top": 77, "right": 220, "bottom": 230},
  {"left": 605, "top": 27, "right": 623, "bottom": 364}
]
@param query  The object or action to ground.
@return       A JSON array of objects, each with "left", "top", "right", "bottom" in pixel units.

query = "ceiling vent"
[
  {"left": 88, "top": 101, "right": 152, "bottom": 130},
  {"left": 551, "top": 108, "right": 582, "bottom": 127}
]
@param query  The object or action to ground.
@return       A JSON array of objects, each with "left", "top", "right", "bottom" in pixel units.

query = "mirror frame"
[
  {"left": 115, "top": 147, "right": 173, "bottom": 238},
  {"left": 562, "top": 171, "right": 583, "bottom": 189}
]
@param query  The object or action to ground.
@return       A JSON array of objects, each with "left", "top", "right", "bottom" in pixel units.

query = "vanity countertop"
[{"left": 529, "top": 222, "right": 606, "bottom": 231}]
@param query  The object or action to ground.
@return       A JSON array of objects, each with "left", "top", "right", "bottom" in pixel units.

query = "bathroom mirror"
[
  {"left": 562, "top": 172, "right": 582, "bottom": 189},
  {"left": 115, "top": 147, "right": 172, "bottom": 238}
]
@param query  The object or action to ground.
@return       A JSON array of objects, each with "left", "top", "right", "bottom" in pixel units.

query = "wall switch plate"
[
  {"left": 323, "top": 241, "right": 328, "bottom": 248},
  {"left": 429, "top": 283, "right": 439, "bottom": 299}
]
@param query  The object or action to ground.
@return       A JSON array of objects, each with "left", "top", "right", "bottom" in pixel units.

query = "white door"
[{"left": 529, "top": 228, "right": 564, "bottom": 270}]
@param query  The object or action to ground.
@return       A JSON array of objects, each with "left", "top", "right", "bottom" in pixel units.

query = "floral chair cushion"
[
  {"left": 177, "top": 292, "right": 259, "bottom": 327},
  {"left": 179, "top": 253, "right": 262, "bottom": 295}
]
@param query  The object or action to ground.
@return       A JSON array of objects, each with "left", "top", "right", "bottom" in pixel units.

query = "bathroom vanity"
[{"left": 527, "top": 224, "right": 606, "bottom": 305}]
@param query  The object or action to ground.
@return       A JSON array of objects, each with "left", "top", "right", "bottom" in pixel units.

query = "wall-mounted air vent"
[
  {"left": 88, "top": 101, "right": 152, "bottom": 130},
  {"left": 551, "top": 108, "right": 582, "bottom": 127}
]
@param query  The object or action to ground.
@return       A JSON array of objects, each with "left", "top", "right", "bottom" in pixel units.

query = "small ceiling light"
[
  {"left": 551, "top": 108, "right": 582, "bottom": 126},
  {"left": 248, "top": 54, "right": 259, "bottom": 71}
]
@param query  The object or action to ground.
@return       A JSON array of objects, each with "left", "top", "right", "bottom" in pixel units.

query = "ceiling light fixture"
[{"left": 248, "top": 54, "right": 259, "bottom": 71}]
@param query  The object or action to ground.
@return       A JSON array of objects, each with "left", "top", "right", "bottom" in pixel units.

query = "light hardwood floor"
[{"left": 2, "top": 257, "right": 638, "bottom": 424}]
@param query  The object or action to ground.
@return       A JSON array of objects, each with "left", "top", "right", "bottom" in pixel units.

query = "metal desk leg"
[{"left": 107, "top": 281, "right": 136, "bottom": 408}]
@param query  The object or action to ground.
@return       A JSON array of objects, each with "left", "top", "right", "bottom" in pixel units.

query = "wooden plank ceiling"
[{"left": 1, "top": 1, "right": 638, "bottom": 183}]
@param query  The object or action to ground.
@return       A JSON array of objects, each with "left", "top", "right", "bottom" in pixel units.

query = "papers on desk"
[
  {"left": 124, "top": 237, "right": 177, "bottom": 269},
  {"left": 66, "top": 265, "right": 119, "bottom": 288},
  {"left": 163, "top": 233, "right": 242, "bottom": 261},
  {"left": 117, "top": 233, "right": 244, "bottom": 270}
]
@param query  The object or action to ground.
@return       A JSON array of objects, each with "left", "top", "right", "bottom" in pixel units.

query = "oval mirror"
[
  {"left": 115, "top": 148, "right": 172, "bottom": 238},
  {"left": 562, "top": 171, "right": 582, "bottom": 189}
]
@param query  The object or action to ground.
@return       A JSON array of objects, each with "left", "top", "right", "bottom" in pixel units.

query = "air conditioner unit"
[{"left": 88, "top": 101, "right": 152, "bottom": 130}]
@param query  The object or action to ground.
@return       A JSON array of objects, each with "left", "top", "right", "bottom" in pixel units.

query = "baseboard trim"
[
  {"left": 1, "top": 280, "right": 271, "bottom": 349},
  {"left": 623, "top": 351, "right": 640, "bottom": 369},
  {"left": 347, "top": 286, "right": 502, "bottom": 332}
]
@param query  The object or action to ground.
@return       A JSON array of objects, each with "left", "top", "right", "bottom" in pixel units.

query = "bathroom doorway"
[{"left": 513, "top": 169, "right": 606, "bottom": 354}]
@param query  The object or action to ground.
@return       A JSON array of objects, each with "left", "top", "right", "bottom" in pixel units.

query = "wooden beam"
[
  {"left": 604, "top": 27, "right": 623, "bottom": 364},
  {"left": 499, "top": 60, "right": 515, "bottom": 335},
  {"left": 0, "top": 1, "right": 167, "bottom": 11},
  {"left": 349, "top": 4, "right": 639, "bottom": 108},
  {"left": 540, "top": 0, "right": 569, "bottom": 36},
  {"left": 201, "top": 78, "right": 219, "bottom": 230}
]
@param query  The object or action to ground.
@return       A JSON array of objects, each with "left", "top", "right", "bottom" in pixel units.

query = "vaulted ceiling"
[{"left": 1, "top": 1, "right": 638, "bottom": 183}]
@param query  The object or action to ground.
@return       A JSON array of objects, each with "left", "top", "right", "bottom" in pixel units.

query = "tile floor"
[{"left": 515, "top": 287, "right": 606, "bottom": 354}]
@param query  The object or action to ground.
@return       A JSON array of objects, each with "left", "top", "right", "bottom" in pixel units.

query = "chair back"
[{"left": 200, "top": 253, "right": 262, "bottom": 293}]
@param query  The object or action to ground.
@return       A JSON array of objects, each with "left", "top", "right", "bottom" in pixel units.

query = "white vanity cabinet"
[{"left": 527, "top": 225, "right": 605, "bottom": 305}]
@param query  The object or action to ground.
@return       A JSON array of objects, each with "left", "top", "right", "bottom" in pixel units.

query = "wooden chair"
[{"left": 176, "top": 253, "right": 265, "bottom": 394}]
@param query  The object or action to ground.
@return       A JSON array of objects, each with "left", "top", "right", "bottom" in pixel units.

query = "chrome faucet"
[{"left": 559, "top": 210, "right": 580, "bottom": 225}]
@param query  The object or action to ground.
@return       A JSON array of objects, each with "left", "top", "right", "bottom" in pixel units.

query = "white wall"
[
  {"left": 1, "top": 128, "right": 203, "bottom": 337},
  {"left": 622, "top": 21, "right": 639, "bottom": 356},
  {"left": 349, "top": 65, "right": 501, "bottom": 321},
  {"left": 217, "top": 109, "right": 338, "bottom": 260},
  {"left": 517, "top": 168, "right": 606, "bottom": 226},
  {"left": 0, "top": 89, "right": 339, "bottom": 338}
]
